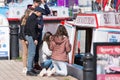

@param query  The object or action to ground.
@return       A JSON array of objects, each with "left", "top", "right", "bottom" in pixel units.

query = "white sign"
[
  {"left": 0, "top": 27, "right": 10, "bottom": 58},
  {"left": 0, "top": 14, "right": 9, "bottom": 59},
  {"left": 75, "top": 14, "right": 97, "bottom": 27},
  {"left": 97, "top": 12, "right": 120, "bottom": 28},
  {"left": 65, "top": 23, "right": 76, "bottom": 64},
  {"left": 107, "top": 32, "right": 120, "bottom": 42}
]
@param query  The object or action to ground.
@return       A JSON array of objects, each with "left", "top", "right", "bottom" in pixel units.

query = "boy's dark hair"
[{"left": 33, "top": 0, "right": 41, "bottom": 3}]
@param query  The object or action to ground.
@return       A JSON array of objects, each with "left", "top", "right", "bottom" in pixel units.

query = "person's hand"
[
  {"left": 34, "top": 40, "right": 38, "bottom": 45},
  {"left": 38, "top": 24, "right": 42, "bottom": 28},
  {"left": 25, "top": 41, "right": 28, "bottom": 44}
]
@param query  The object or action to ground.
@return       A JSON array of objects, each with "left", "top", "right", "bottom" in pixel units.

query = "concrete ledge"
[
  {"left": 67, "top": 64, "right": 83, "bottom": 80},
  {"left": 55, "top": 76, "right": 78, "bottom": 80}
]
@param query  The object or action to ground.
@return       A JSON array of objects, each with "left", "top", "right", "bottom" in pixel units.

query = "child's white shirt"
[{"left": 39, "top": 41, "right": 52, "bottom": 63}]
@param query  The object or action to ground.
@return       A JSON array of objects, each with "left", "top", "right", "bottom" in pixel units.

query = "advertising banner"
[
  {"left": 93, "top": 42, "right": 120, "bottom": 80},
  {"left": 0, "top": 14, "right": 9, "bottom": 59},
  {"left": 0, "top": 27, "right": 9, "bottom": 59}
]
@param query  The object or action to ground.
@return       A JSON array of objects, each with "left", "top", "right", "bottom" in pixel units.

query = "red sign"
[
  {"left": 94, "top": 43, "right": 120, "bottom": 80},
  {"left": 97, "top": 74, "right": 120, "bottom": 80},
  {"left": 97, "top": 46, "right": 120, "bottom": 54}
]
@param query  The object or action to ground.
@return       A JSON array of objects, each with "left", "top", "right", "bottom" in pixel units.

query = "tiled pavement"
[{"left": 0, "top": 60, "right": 78, "bottom": 80}]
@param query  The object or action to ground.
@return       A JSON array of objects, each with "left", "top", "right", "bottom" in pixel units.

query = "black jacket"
[
  {"left": 24, "top": 13, "right": 38, "bottom": 41},
  {"left": 19, "top": 25, "right": 26, "bottom": 40},
  {"left": 37, "top": 4, "right": 50, "bottom": 26}
]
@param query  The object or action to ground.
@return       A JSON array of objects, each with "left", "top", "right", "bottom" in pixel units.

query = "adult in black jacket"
[
  {"left": 29, "top": 0, "right": 50, "bottom": 70},
  {"left": 28, "top": 0, "right": 50, "bottom": 70},
  {"left": 25, "top": 7, "right": 43, "bottom": 76}
]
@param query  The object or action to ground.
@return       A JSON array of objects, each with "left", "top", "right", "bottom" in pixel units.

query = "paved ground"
[{"left": 0, "top": 60, "right": 78, "bottom": 80}]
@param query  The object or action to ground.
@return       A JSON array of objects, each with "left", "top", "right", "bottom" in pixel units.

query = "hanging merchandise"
[
  {"left": 114, "top": 0, "right": 118, "bottom": 8},
  {"left": 103, "top": 0, "right": 109, "bottom": 11},
  {"left": 116, "top": 0, "right": 120, "bottom": 11}
]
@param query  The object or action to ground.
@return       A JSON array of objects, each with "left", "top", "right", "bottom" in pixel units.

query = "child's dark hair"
[
  {"left": 55, "top": 25, "right": 68, "bottom": 37},
  {"left": 33, "top": 0, "right": 41, "bottom": 3},
  {"left": 43, "top": 32, "right": 52, "bottom": 46}
]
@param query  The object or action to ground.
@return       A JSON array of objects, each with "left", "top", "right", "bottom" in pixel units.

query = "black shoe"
[
  {"left": 33, "top": 64, "right": 42, "bottom": 70},
  {"left": 26, "top": 71, "right": 37, "bottom": 76},
  {"left": 31, "top": 69, "right": 40, "bottom": 74}
]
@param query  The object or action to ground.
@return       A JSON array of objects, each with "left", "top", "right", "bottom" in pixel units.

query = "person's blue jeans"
[
  {"left": 41, "top": 59, "right": 53, "bottom": 69},
  {"left": 25, "top": 35, "right": 36, "bottom": 71},
  {"left": 34, "top": 27, "right": 43, "bottom": 63}
]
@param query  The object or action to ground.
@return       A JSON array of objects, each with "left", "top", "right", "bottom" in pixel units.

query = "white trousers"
[{"left": 52, "top": 60, "right": 68, "bottom": 76}]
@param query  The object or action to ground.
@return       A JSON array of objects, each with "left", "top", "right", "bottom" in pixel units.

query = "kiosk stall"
[{"left": 65, "top": 12, "right": 120, "bottom": 80}]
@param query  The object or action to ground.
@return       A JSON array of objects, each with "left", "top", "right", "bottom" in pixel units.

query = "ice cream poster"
[{"left": 94, "top": 42, "right": 120, "bottom": 80}]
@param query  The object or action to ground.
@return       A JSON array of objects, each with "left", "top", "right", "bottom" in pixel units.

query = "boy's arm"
[
  {"left": 43, "top": 4, "right": 50, "bottom": 15},
  {"left": 41, "top": 0, "right": 50, "bottom": 15}
]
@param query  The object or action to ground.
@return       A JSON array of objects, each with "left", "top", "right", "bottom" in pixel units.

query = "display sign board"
[
  {"left": 0, "top": 27, "right": 10, "bottom": 59},
  {"left": 75, "top": 14, "right": 98, "bottom": 27},
  {"left": 97, "top": 12, "right": 120, "bottom": 28},
  {"left": 93, "top": 42, "right": 120, "bottom": 80},
  {"left": 0, "top": 14, "right": 9, "bottom": 59}
]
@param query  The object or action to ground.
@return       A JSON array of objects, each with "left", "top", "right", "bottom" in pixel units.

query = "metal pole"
[
  {"left": 83, "top": 53, "right": 94, "bottom": 80},
  {"left": 10, "top": 25, "right": 19, "bottom": 59}
]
